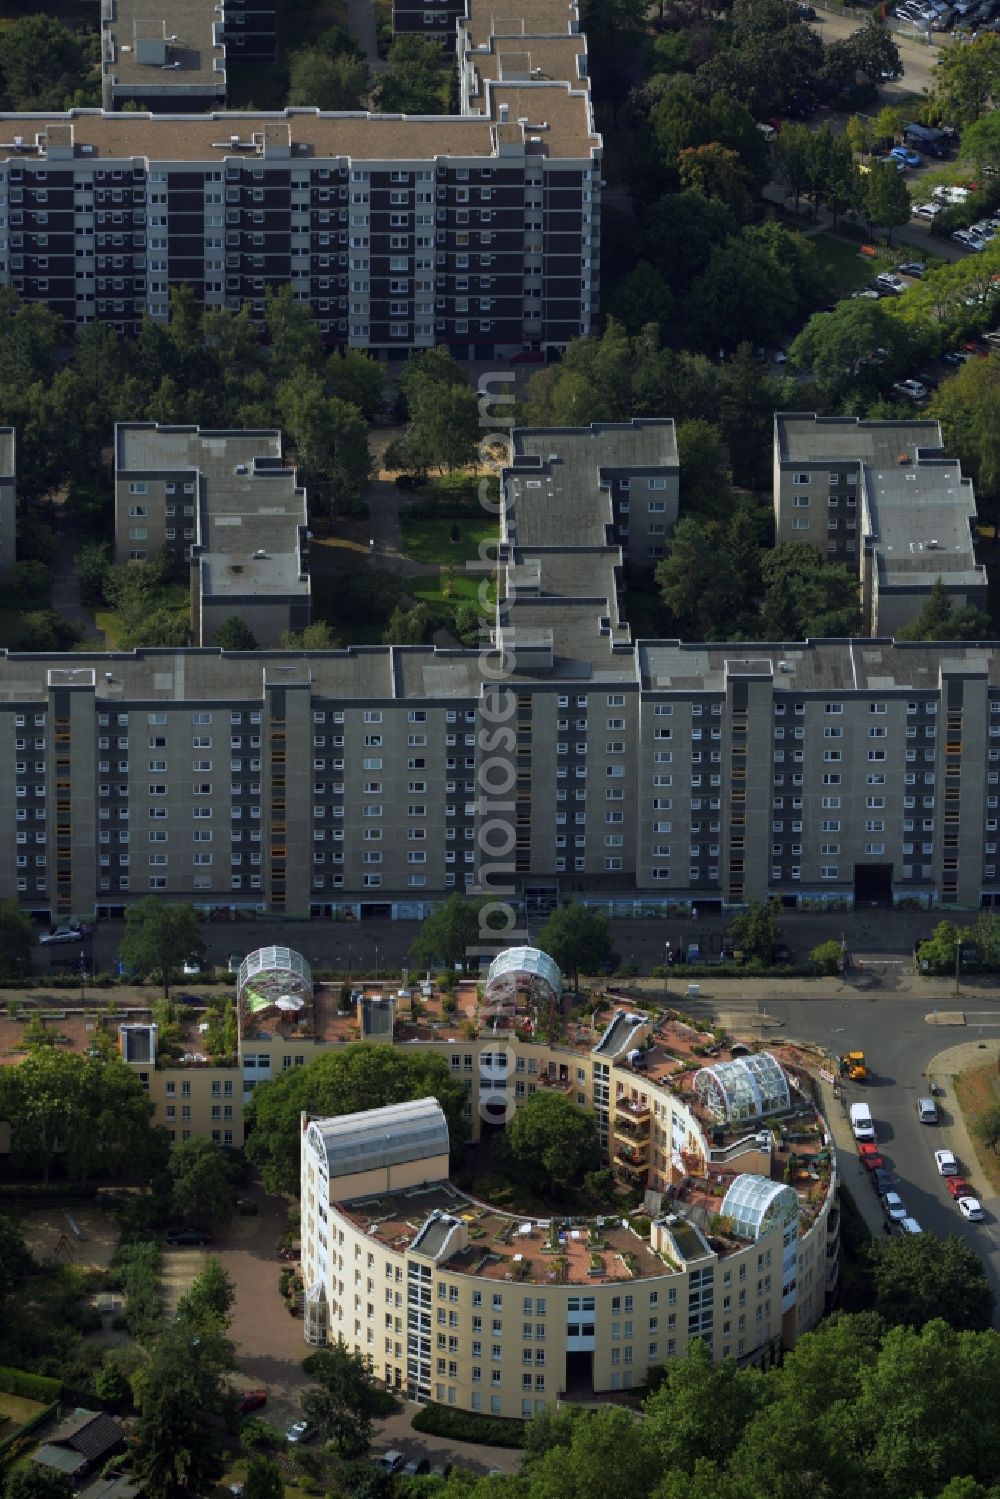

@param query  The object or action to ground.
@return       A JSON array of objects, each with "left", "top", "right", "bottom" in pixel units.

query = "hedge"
[
  {"left": 411, "top": 1402, "right": 525, "bottom": 1448},
  {"left": 0, "top": 1367, "right": 62, "bottom": 1403},
  {"left": 0, "top": 1399, "right": 60, "bottom": 1459}
]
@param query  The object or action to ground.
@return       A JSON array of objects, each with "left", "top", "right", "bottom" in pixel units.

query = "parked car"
[
  {"left": 892, "top": 378, "right": 928, "bottom": 400},
  {"left": 376, "top": 1452, "right": 406, "bottom": 1474},
  {"left": 165, "top": 1227, "right": 212, "bottom": 1246},
  {"left": 403, "top": 1459, "right": 431, "bottom": 1476},
  {"left": 890, "top": 146, "right": 923, "bottom": 168},
  {"left": 883, "top": 1191, "right": 908, "bottom": 1222},
  {"left": 851, "top": 287, "right": 881, "bottom": 299},
  {"left": 182, "top": 958, "right": 202, "bottom": 976},
  {"left": 943, "top": 349, "right": 972, "bottom": 365},
  {"left": 917, "top": 1096, "right": 939, "bottom": 1123},
  {"left": 959, "top": 1195, "right": 985, "bottom": 1220},
  {"left": 40, "top": 922, "right": 90, "bottom": 945},
  {"left": 946, "top": 1176, "right": 973, "bottom": 1198},
  {"left": 876, "top": 272, "right": 906, "bottom": 292},
  {"left": 797, "top": 2, "right": 817, "bottom": 15},
  {"left": 912, "top": 202, "right": 941, "bottom": 218},
  {"left": 430, "top": 1463, "right": 454, "bottom": 1479},
  {"left": 899, "top": 1217, "right": 923, "bottom": 1234},
  {"left": 858, "top": 1143, "right": 886, "bottom": 1171},
  {"left": 237, "top": 1390, "right": 268, "bottom": 1415},
  {"left": 899, "top": 261, "right": 927, "bottom": 276},
  {"left": 870, "top": 1167, "right": 894, "bottom": 1196},
  {"left": 227, "top": 952, "right": 243, "bottom": 974},
  {"left": 286, "top": 1420, "right": 316, "bottom": 1445},
  {"left": 935, "top": 1148, "right": 959, "bottom": 1175}
]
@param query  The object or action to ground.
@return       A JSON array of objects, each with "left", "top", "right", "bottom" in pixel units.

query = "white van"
[
  {"left": 917, "top": 1096, "right": 938, "bottom": 1124},
  {"left": 850, "top": 1103, "right": 876, "bottom": 1142}
]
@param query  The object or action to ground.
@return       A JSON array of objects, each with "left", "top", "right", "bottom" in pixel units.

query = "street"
[
  {"left": 57, "top": 905, "right": 950, "bottom": 985},
  {"left": 684, "top": 988, "right": 1000, "bottom": 1320}
]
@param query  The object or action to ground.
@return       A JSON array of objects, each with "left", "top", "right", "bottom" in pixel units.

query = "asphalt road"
[{"left": 689, "top": 989, "right": 1000, "bottom": 1316}]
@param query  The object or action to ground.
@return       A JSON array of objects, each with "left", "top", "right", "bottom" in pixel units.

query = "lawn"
[
  {"left": 409, "top": 568, "right": 487, "bottom": 611},
  {"left": 399, "top": 516, "right": 498, "bottom": 566},
  {"left": 0, "top": 1391, "right": 48, "bottom": 1430},
  {"left": 954, "top": 1061, "right": 1000, "bottom": 1197},
  {"left": 812, "top": 232, "right": 893, "bottom": 297}
]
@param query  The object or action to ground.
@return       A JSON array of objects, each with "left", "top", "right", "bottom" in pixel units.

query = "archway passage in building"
[
  {"left": 854, "top": 863, "right": 893, "bottom": 908},
  {"left": 563, "top": 1350, "right": 595, "bottom": 1399}
]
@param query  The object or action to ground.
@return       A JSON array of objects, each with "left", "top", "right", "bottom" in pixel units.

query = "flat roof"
[
  {"left": 0, "top": 428, "right": 12, "bottom": 480},
  {"left": 775, "top": 412, "right": 943, "bottom": 467},
  {"left": 463, "top": 0, "right": 581, "bottom": 49},
  {"left": 102, "top": 0, "right": 225, "bottom": 93},
  {"left": 0, "top": 85, "right": 598, "bottom": 163},
  {"left": 116, "top": 425, "right": 308, "bottom": 603}
]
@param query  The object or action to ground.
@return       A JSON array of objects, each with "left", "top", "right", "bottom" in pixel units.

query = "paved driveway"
[{"left": 210, "top": 1184, "right": 310, "bottom": 1433}]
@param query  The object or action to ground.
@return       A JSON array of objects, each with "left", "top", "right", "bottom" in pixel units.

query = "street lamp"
[
  {"left": 664, "top": 942, "right": 671, "bottom": 1003},
  {"left": 374, "top": 941, "right": 380, "bottom": 985},
  {"left": 955, "top": 938, "right": 961, "bottom": 1000}
]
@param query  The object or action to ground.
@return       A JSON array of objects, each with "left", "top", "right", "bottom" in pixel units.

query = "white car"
[
  {"left": 893, "top": 379, "right": 928, "bottom": 400},
  {"left": 182, "top": 958, "right": 201, "bottom": 976},
  {"left": 935, "top": 1148, "right": 959, "bottom": 1175},
  {"left": 876, "top": 273, "right": 905, "bottom": 292},
  {"left": 958, "top": 1195, "right": 985, "bottom": 1221},
  {"left": 899, "top": 1217, "right": 923, "bottom": 1234},
  {"left": 970, "top": 221, "right": 996, "bottom": 239},
  {"left": 39, "top": 923, "right": 90, "bottom": 945},
  {"left": 912, "top": 202, "right": 941, "bottom": 219},
  {"left": 883, "top": 1191, "right": 908, "bottom": 1222}
]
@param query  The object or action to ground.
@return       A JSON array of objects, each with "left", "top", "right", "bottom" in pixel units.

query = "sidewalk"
[
  {"left": 815, "top": 1073, "right": 887, "bottom": 1239},
  {"left": 925, "top": 1038, "right": 1000, "bottom": 1204}
]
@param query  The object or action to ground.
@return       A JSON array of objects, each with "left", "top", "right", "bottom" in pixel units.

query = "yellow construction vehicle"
[{"left": 839, "top": 1051, "right": 868, "bottom": 1082}]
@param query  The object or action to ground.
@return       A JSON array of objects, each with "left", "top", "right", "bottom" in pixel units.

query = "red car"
[
  {"left": 858, "top": 1144, "right": 885, "bottom": 1171},
  {"left": 946, "top": 1177, "right": 973, "bottom": 1199},
  {"left": 237, "top": 1390, "right": 268, "bottom": 1415}
]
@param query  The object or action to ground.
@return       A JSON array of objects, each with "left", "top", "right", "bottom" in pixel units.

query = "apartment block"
[
  {"left": 0, "top": 427, "right": 14, "bottom": 575},
  {"left": 774, "top": 414, "right": 986, "bottom": 636},
  {"left": 114, "top": 423, "right": 310, "bottom": 647},
  {"left": 1, "top": 0, "right": 599, "bottom": 356},
  {"left": 506, "top": 420, "right": 679, "bottom": 569},
  {"left": 101, "top": 0, "right": 228, "bottom": 113}
]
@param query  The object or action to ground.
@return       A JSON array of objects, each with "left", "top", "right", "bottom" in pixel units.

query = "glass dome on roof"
[
  {"left": 721, "top": 1174, "right": 799, "bottom": 1241},
  {"left": 237, "top": 946, "right": 313, "bottom": 1014},
  {"left": 483, "top": 946, "right": 562, "bottom": 1015},
  {"left": 692, "top": 1051, "right": 790, "bottom": 1124}
]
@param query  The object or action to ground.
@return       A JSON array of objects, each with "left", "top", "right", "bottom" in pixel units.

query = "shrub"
[
  {"left": 811, "top": 939, "right": 843, "bottom": 975},
  {"left": 0, "top": 1366, "right": 62, "bottom": 1402},
  {"left": 411, "top": 1402, "right": 525, "bottom": 1448},
  {"left": 113, "top": 1239, "right": 162, "bottom": 1339}
]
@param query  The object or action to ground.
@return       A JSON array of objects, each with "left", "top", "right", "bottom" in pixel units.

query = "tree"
[
  {"left": 727, "top": 899, "right": 782, "bottom": 963},
  {"left": 656, "top": 518, "right": 739, "bottom": 638},
  {"left": 411, "top": 894, "right": 486, "bottom": 970},
  {"left": 377, "top": 35, "right": 448, "bottom": 114},
  {"left": 846, "top": 112, "right": 873, "bottom": 157},
  {"left": 326, "top": 348, "right": 386, "bottom": 421},
  {"left": 676, "top": 419, "right": 732, "bottom": 522},
  {"left": 931, "top": 33, "right": 1000, "bottom": 127},
  {"left": 245, "top": 1044, "right": 468, "bottom": 1194},
  {"left": 2, "top": 1468, "right": 73, "bottom": 1499},
  {"left": 536, "top": 903, "right": 615, "bottom": 993},
  {"left": 288, "top": 46, "right": 369, "bottom": 110},
  {"left": 0, "top": 16, "right": 98, "bottom": 112},
  {"left": 896, "top": 579, "right": 993, "bottom": 641},
  {"left": 264, "top": 286, "right": 323, "bottom": 382},
  {"left": 300, "top": 1340, "right": 387, "bottom": 1455},
  {"left": 507, "top": 1090, "right": 600, "bottom": 1194},
  {"left": 279, "top": 620, "right": 342, "bottom": 649},
  {"left": 175, "top": 1256, "right": 236, "bottom": 1330},
  {"left": 678, "top": 143, "right": 752, "bottom": 217},
  {"left": 810, "top": 939, "right": 843, "bottom": 974},
  {"left": 850, "top": 18, "right": 901, "bottom": 85},
  {"left": 0, "top": 900, "right": 36, "bottom": 980},
  {"left": 760, "top": 543, "right": 860, "bottom": 637},
  {"left": 773, "top": 123, "right": 816, "bottom": 214},
  {"left": 790, "top": 299, "right": 912, "bottom": 406},
  {"left": 131, "top": 1324, "right": 233, "bottom": 1499},
  {"left": 866, "top": 1234, "right": 994, "bottom": 1332},
  {"left": 243, "top": 1457, "right": 284, "bottom": 1499},
  {"left": 607, "top": 263, "right": 674, "bottom": 337},
  {"left": 962, "top": 110, "right": 1000, "bottom": 175},
  {"left": 916, "top": 920, "right": 967, "bottom": 974},
  {"left": 169, "top": 1138, "right": 238, "bottom": 1229},
  {"left": 381, "top": 602, "right": 430, "bottom": 645},
  {"left": 402, "top": 379, "right": 480, "bottom": 473},
  {"left": 212, "top": 616, "right": 258, "bottom": 651},
  {"left": 929, "top": 355, "right": 1000, "bottom": 520},
  {"left": 0, "top": 1213, "right": 33, "bottom": 1294},
  {"left": 120, "top": 899, "right": 204, "bottom": 999},
  {"left": 863, "top": 158, "right": 911, "bottom": 243},
  {"left": 974, "top": 1102, "right": 1000, "bottom": 1154}
]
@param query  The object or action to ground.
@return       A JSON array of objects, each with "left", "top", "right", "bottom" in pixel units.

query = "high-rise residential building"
[
  {"left": 1, "top": 0, "right": 599, "bottom": 357},
  {"left": 100, "top": 0, "right": 275, "bottom": 114},
  {"left": 773, "top": 414, "right": 986, "bottom": 636},
  {"left": 114, "top": 423, "right": 311, "bottom": 647}
]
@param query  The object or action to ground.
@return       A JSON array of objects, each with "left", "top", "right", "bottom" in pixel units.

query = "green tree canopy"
[
  {"left": 411, "top": 894, "right": 490, "bottom": 970},
  {"left": 175, "top": 1256, "right": 236, "bottom": 1332},
  {"left": 535, "top": 903, "right": 615, "bottom": 993},
  {"left": 0, "top": 1214, "right": 33, "bottom": 1295},
  {"left": 168, "top": 1139, "right": 238, "bottom": 1230},
  {"left": 242, "top": 1457, "right": 284, "bottom": 1499},
  {"left": 727, "top": 899, "right": 783, "bottom": 963},
  {"left": 120, "top": 898, "right": 204, "bottom": 999},
  {"left": 896, "top": 579, "right": 993, "bottom": 642},
  {"left": 865, "top": 1233, "right": 994, "bottom": 1332},
  {"left": 2, "top": 1468, "right": 73, "bottom": 1499},
  {"left": 300, "top": 1338, "right": 388, "bottom": 1455},
  {"left": 507, "top": 1090, "right": 600, "bottom": 1195},
  {"left": 760, "top": 543, "right": 860, "bottom": 637},
  {"left": 863, "top": 158, "right": 912, "bottom": 242},
  {"left": 376, "top": 35, "right": 449, "bottom": 114},
  {"left": 211, "top": 616, "right": 258, "bottom": 651},
  {"left": 0, "top": 900, "right": 36, "bottom": 980},
  {"left": 245, "top": 1044, "right": 468, "bottom": 1194},
  {"left": 288, "top": 46, "right": 369, "bottom": 110},
  {"left": 131, "top": 1322, "right": 234, "bottom": 1499},
  {"left": 0, "top": 16, "right": 99, "bottom": 111}
]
